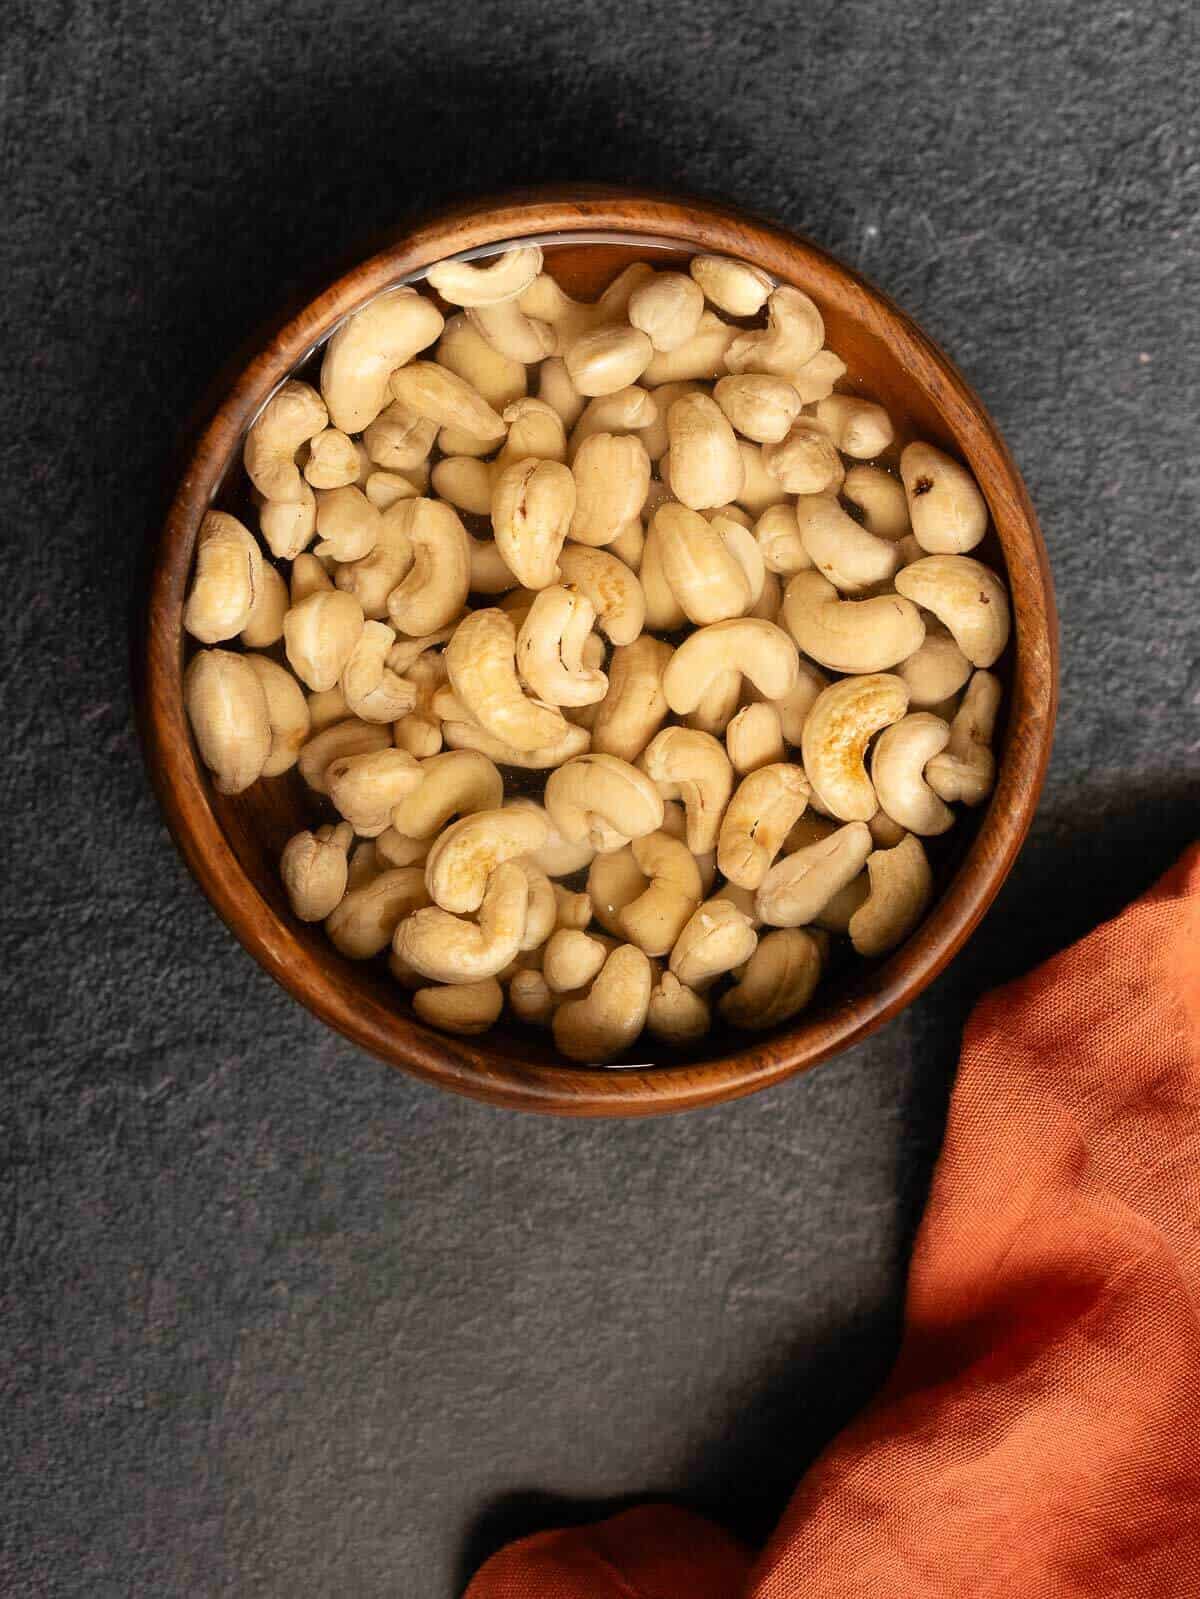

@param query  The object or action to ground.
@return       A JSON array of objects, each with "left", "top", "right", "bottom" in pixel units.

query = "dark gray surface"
[{"left": 2, "top": 1, "right": 1198, "bottom": 1593}]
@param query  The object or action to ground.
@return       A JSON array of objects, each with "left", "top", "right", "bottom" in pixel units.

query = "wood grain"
[{"left": 138, "top": 186, "right": 1057, "bottom": 1117}]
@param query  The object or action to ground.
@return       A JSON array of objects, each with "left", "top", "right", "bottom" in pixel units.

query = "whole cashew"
[
  {"left": 445, "top": 609, "right": 569, "bottom": 752},
  {"left": 467, "top": 299, "right": 556, "bottom": 364},
  {"left": 901, "top": 442, "right": 988, "bottom": 554},
  {"left": 321, "top": 287, "right": 444, "bottom": 434},
  {"left": 436, "top": 313, "right": 527, "bottom": 411},
  {"left": 184, "top": 511, "right": 264, "bottom": 644},
  {"left": 654, "top": 503, "right": 751, "bottom": 624},
  {"left": 303, "top": 428, "right": 361, "bottom": 490},
  {"left": 591, "top": 634, "right": 673, "bottom": 762},
  {"left": 688, "top": 255, "right": 773, "bottom": 317},
  {"left": 894, "top": 556, "right": 1011, "bottom": 668},
  {"left": 555, "top": 545, "right": 646, "bottom": 646},
  {"left": 815, "top": 395, "right": 895, "bottom": 459},
  {"left": 327, "top": 747, "right": 423, "bottom": 836},
  {"left": 718, "top": 762, "right": 811, "bottom": 889},
  {"left": 389, "top": 749, "right": 504, "bottom": 840},
  {"left": 720, "top": 928, "right": 823, "bottom": 1029},
  {"left": 258, "top": 482, "right": 316, "bottom": 560},
  {"left": 314, "top": 485, "right": 381, "bottom": 563},
  {"left": 283, "top": 589, "right": 365, "bottom": 691},
  {"left": 363, "top": 401, "right": 439, "bottom": 472},
  {"left": 280, "top": 822, "right": 354, "bottom": 922},
  {"left": 926, "top": 670, "right": 1002, "bottom": 806},
  {"left": 662, "top": 619, "right": 799, "bottom": 714},
  {"left": 762, "top": 420, "right": 844, "bottom": 496},
  {"left": 628, "top": 272, "right": 705, "bottom": 352},
  {"left": 638, "top": 523, "right": 687, "bottom": 631},
  {"left": 491, "top": 398, "right": 568, "bottom": 477},
  {"left": 516, "top": 586, "right": 608, "bottom": 707},
  {"left": 570, "top": 433, "right": 651, "bottom": 546},
  {"left": 669, "top": 898, "right": 758, "bottom": 991},
  {"left": 782, "top": 571, "right": 925, "bottom": 674},
  {"left": 431, "top": 456, "right": 492, "bottom": 516},
  {"left": 537, "top": 356, "right": 585, "bottom": 430},
  {"left": 665, "top": 392, "right": 745, "bottom": 511},
  {"left": 793, "top": 494, "right": 901, "bottom": 594},
  {"left": 388, "top": 361, "right": 506, "bottom": 442},
  {"left": 440, "top": 703, "right": 590, "bottom": 769},
  {"left": 753, "top": 504, "right": 810, "bottom": 577},
  {"left": 395, "top": 860, "right": 528, "bottom": 983},
  {"left": 364, "top": 469, "right": 422, "bottom": 509},
  {"left": 619, "top": 831, "right": 703, "bottom": 956},
  {"left": 335, "top": 499, "right": 414, "bottom": 620},
  {"left": 544, "top": 754, "right": 665, "bottom": 852},
  {"left": 340, "top": 621, "right": 416, "bottom": 723},
  {"left": 871, "top": 713, "right": 955, "bottom": 835},
  {"left": 543, "top": 928, "right": 609, "bottom": 993},
  {"left": 240, "top": 561, "right": 288, "bottom": 649},
  {"left": 552, "top": 944, "right": 653, "bottom": 1062},
  {"left": 426, "top": 245, "right": 543, "bottom": 307},
  {"left": 642, "top": 311, "right": 737, "bottom": 385},
  {"left": 517, "top": 273, "right": 597, "bottom": 351},
  {"left": 568, "top": 386, "right": 657, "bottom": 462},
  {"left": 413, "top": 978, "right": 505, "bottom": 1035},
  {"left": 491, "top": 458, "right": 577, "bottom": 591},
  {"left": 725, "top": 703, "right": 785, "bottom": 774},
  {"left": 755, "top": 822, "right": 873, "bottom": 927},
  {"left": 841, "top": 464, "right": 911, "bottom": 540},
  {"left": 244, "top": 380, "right": 328, "bottom": 504},
  {"left": 713, "top": 374, "right": 802, "bottom": 444},
  {"left": 326, "top": 866, "right": 430, "bottom": 959},
  {"left": 245, "top": 654, "right": 311, "bottom": 776},
  {"left": 184, "top": 648, "right": 271, "bottom": 794},
  {"left": 386, "top": 499, "right": 471, "bottom": 635},
  {"left": 640, "top": 727, "right": 734, "bottom": 855},
  {"left": 566, "top": 326, "right": 654, "bottom": 397},
  {"left": 788, "top": 349, "right": 847, "bottom": 403},
  {"left": 801, "top": 674, "right": 910, "bottom": 820},
  {"left": 647, "top": 972, "right": 711, "bottom": 1045},
  {"left": 588, "top": 846, "right": 648, "bottom": 936},
  {"left": 726, "top": 285, "right": 825, "bottom": 377},
  {"left": 896, "top": 620, "right": 973, "bottom": 707},
  {"left": 296, "top": 717, "right": 391, "bottom": 794},
  {"left": 734, "top": 441, "right": 790, "bottom": 516},
  {"left": 425, "top": 805, "right": 549, "bottom": 914},
  {"left": 849, "top": 833, "right": 933, "bottom": 957}
]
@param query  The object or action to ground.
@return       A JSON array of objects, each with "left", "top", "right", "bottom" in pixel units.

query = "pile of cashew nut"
[{"left": 183, "top": 243, "right": 1010, "bottom": 1062}]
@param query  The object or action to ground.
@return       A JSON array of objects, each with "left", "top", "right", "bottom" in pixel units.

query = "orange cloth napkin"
[{"left": 467, "top": 844, "right": 1200, "bottom": 1598}]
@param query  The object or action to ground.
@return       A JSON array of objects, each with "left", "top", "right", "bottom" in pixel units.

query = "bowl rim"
[{"left": 140, "top": 184, "right": 1057, "bottom": 1117}]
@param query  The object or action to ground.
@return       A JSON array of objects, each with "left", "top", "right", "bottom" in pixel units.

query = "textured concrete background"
[{"left": 2, "top": 0, "right": 1198, "bottom": 1593}]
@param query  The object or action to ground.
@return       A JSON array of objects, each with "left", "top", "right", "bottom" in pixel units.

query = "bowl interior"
[{"left": 149, "top": 201, "right": 1054, "bottom": 1113}]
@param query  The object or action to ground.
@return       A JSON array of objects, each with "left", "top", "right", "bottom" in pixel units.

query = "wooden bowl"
[{"left": 140, "top": 186, "right": 1056, "bottom": 1117}]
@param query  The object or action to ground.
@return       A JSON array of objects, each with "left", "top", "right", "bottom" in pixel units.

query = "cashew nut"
[
  {"left": 669, "top": 898, "right": 758, "bottom": 991},
  {"left": 328, "top": 746, "right": 423, "bottom": 836},
  {"left": 926, "top": 670, "right": 1002, "bottom": 806},
  {"left": 725, "top": 702, "right": 785, "bottom": 774},
  {"left": 339, "top": 621, "right": 416, "bottom": 723},
  {"left": 568, "top": 386, "right": 657, "bottom": 462},
  {"left": 239, "top": 560, "right": 288, "bottom": 650},
  {"left": 504, "top": 798, "right": 596, "bottom": 878},
  {"left": 646, "top": 972, "right": 711, "bottom": 1045},
  {"left": 752, "top": 504, "right": 810, "bottom": 577},
  {"left": 688, "top": 255, "right": 773, "bottom": 317},
  {"left": 552, "top": 944, "right": 652, "bottom": 1062},
  {"left": 869, "top": 810, "right": 908, "bottom": 849},
  {"left": 654, "top": 503, "right": 750, "bottom": 624},
  {"left": 717, "top": 762, "right": 811, "bottom": 889},
  {"left": 537, "top": 356, "right": 586, "bottom": 430},
  {"left": 816, "top": 395, "right": 895, "bottom": 459},
  {"left": 712, "top": 374, "right": 802, "bottom": 445},
  {"left": 554, "top": 545, "right": 646, "bottom": 646},
  {"left": 413, "top": 978, "right": 505, "bottom": 1035},
  {"left": 553, "top": 884, "right": 593, "bottom": 931},
  {"left": 445, "top": 609, "right": 569, "bottom": 752},
  {"left": 437, "top": 311, "right": 527, "bottom": 407},
  {"left": 388, "top": 360, "right": 506, "bottom": 443},
  {"left": 894, "top": 556, "right": 1010, "bottom": 668},
  {"left": 245, "top": 654, "right": 311, "bottom": 776},
  {"left": 290, "top": 554, "right": 331, "bottom": 604},
  {"left": 565, "top": 325, "right": 653, "bottom": 397},
  {"left": 184, "top": 648, "right": 271, "bottom": 794},
  {"left": 788, "top": 349, "right": 847, "bottom": 403},
  {"left": 544, "top": 754, "right": 664, "bottom": 853},
  {"left": 440, "top": 703, "right": 590, "bottom": 769},
  {"left": 431, "top": 456, "right": 492, "bottom": 517},
  {"left": 627, "top": 271, "right": 704, "bottom": 353},
  {"left": 720, "top": 928, "right": 823, "bottom": 1029},
  {"left": 321, "top": 287, "right": 444, "bottom": 434},
  {"left": 364, "top": 469, "right": 422, "bottom": 510},
  {"left": 642, "top": 311, "right": 737, "bottom": 385},
  {"left": 326, "top": 867, "right": 430, "bottom": 959},
  {"left": 491, "top": 458, "right": 577, "bottom": 591},
  {"left": 770, "top": 656, "right": 830, "bottom": 746},
  {"left": 244, "top": 380, "right": 328, "bottom": 504},
  {"left": 591, "top": 634, "right": 673, "bottom": 762},
  {"left": 793, "top": 493, "right": 901, "bottom": 593},
  {"left": 425, "top": 805, "right": 549, "bottom": 914},
  {"left": 841, "top": 464, "right": 911, "bottom": 540},
  {"left": 896, "top": 620, "right": 972, "bottom": 707},
  {"left": 257, "top": 482, "right": 316, "bottom": 561},
  {"left": 640, "top": 727, "right": 734, "bottom": 855},
  {"left": 662, "top": 619, "right": 799, "bottom": 714},
  {"left": 664, "top": 391, "right": 745, "bottom": 511},
  {"left": 756, "top": 822, "right": 873, "bottom": 927},
  {"left": 395, "top": 859, "right": 528, "bottom": 983},
  {"left": 618, "top": 831, "right": 703, "bottom": 956},
  {"left": 426, "top": 245, "right": 543, "bottom": 307},
  {"left": 638, "top": 523, "right": 687, "bottom": 631},
  {"left": 280, "top": 822, "right": 354, "bottom": 922},
  {"left": 608, "top": 517, "right": 645, "bottom": 572},
  {"left": 801, "top": 674, "right": 909, "bottom": 821},
  {"left": 901, "top": 442, "right": 988, "bottom": 554},
  {"left": 363, "top": 400, "right": 439, "bottom": 472},
  {"left": 587, "top": 846, "right": 648, "bottom": 937},
  {"left": 296, "top": 717, "right": 391, "bottom": 794},
  {"left": 467, "top": 533, "right": 520, "bottom": 595},
  {"left": 734, "top": 441, "right": 790, "bottom": 517},
  {"left": 782, "top": 571, "right": 925, "bottom": 674},
  {"left": 871, "top": 713, "right": 955, "bottom": 835},
  {"left": 283, "top": 589, "right": 365, "bottom": 692},
  {"left": 335, "top": 499, "right": 414, "bottom": 620},
  {"left": 849, "top": 834, "right": 933, "bottom": 957},
  {"left": 468, "top": 299, "right": 556, "bottom": 364},
  {"left": 516, "top": 586, "right": 607, "bottom": 707},
  {"left": 726, "top": 285, "right": 824, "bottom": 377},
  {"left": 763, "top": 420, "right": 844, "bottom": 496},
  {"left": 313, "top": 485, "right": 381, "bottom": 563},
  {"left": 684, "top": 668, "right": 742, "bottom": 737},
  {"left": 515, "top": 860, "right": 557, "bottom": 951},
  {"left": 184, "top": 511, "right": 264, "bottom": 644},
  {"left": 375, "top": 828, "right": 432, "bottom": 869},
  {"left": 386, "top": 499, "right": 471, "bottom": 635},
  {"left": 543, "top": 928, "right": 609, "bottom": 993},
  {"left": 509, "top": 968, "right": 557, "bottom": 1026},
  {"left": 389, "top": 749, "right": 504, "bottom": 840},
  {"left": 570, "top": 432, "right": 651, "bottom": 546},
  {"left": 304, "top": 428, "right": 361, "bottom": 490},
  {"left": 347, "top": 840, "right": 382, "bottom": 890}
]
